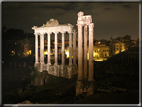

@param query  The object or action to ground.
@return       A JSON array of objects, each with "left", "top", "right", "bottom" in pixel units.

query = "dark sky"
[{"left": 2, "top": 2, "right": 139, "bottom": 40}]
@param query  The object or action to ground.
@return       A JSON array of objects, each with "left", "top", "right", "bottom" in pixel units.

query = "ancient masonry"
[
  {"left": 32, "top": 19, "right": 77, "bottom": 79},
  {"left": 76, "top": 11, "right": 95, "bottom": 96},
  {"left": 32, "top": 11, "right": 95, "bottom": 96}
]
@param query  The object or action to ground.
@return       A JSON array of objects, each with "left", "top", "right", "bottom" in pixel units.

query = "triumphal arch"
[{"left": 32, "top": 19, "right": 77, "bottom": 78}]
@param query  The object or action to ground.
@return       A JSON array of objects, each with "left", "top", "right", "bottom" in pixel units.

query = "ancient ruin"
[
  {"left": 32, "top": 19, "right": 77, "bottom": 81},
  {"left": 76, "top": 11, "right": 95, "bottom": 96},
  {"left": 32, "top": 12, "right": 95, "bottom": 94}
]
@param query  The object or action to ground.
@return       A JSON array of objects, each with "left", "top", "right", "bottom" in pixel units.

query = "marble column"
[
  {"left": 35, "top": 33, "right": 38, "bottom": 65},
  {"left": 88, "top": 23, "right": 94, "bottom": 81},
  {"left": 48, "top": 32, "right": 51, "bottom": 65},
  {"left": 40, "top": 33, "right": 44, "bottom": 64},
  {"left": 77, "top": 24, "right": 83, "bottom": 80},
  {"left": 73, "top": 30, "right": 77, "bottom": 66},
  {"left": 84, "top": 25, "right": 88, "bottom": 79},
  {"left": 69, "top": 32, "right": 72, "bottom": 66},
  {"left": 55, "top": 32, "right": 58, "bottom": 65},
  {"left": 62, "top": 32, "right": 65, "bottom": 65}
]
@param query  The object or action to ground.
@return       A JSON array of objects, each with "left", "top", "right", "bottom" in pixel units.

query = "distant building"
[{"left": 110, "top": 39, "right": 125, "bottom": 56}]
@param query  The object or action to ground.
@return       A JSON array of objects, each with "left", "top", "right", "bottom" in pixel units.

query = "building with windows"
[{"left": 110, "top": 39, "right": 125, "bottom": 56}]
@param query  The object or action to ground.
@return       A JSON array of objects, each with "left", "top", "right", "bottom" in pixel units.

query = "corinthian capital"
[
  {"left": 89, "top": 23, "right": 94, "bottom": 28},
  {"left": 89, "top": 23, "right": 94, "bottom": 32}
]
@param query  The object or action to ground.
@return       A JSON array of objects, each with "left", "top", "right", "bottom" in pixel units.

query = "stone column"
[
  {"left": 73, "top": 30, "right": 77, "bottom": 66},
  {"left": 35, "top": 33, "right": 39, "bottom": 65},
  {"left": 77, "top": 24, "right": 83, "bottom": 80},
  {"left": 40, "top": 33, "right": 44, "bottom": 64},
  {"left": 88, "top": 23, "right": 94, "bottom": 81},
  {"left": 48, "top": 32, "right": 51, "bottom": 65},
  {"left": 84, "top": 25, "right": 88, "bottom": 79},
  {"left": 55, "top": 32, "right": 58, "bottom": 65},
  {"left": 40, "top": 33, "right": 44, "bottom": 72},
  {"left": 62, "top": 32, "right": 65, "bottom": 65},
  {"left": 69, "top": 32, "right": 72, "bottom": 66}
]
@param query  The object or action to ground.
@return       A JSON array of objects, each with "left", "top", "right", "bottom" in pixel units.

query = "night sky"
[{"left": 2, "top": 2, "right": 139, "bottom": 40}]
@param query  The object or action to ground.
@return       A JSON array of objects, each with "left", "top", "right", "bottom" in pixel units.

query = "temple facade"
[{"left": 32, "top": 19, "right": 77, "bottom": 79}]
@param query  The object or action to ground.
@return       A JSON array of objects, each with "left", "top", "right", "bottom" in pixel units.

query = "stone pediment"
[{"left": 43, "top": 19, "right": 59, "bottom": 27}]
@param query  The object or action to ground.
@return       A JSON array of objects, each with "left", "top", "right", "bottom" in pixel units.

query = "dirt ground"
[{"left": 2, "top": 65, "right": 139, "bottom": 104}]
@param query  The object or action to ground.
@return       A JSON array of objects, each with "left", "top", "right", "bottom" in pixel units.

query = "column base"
[
  {"left": 76, "top": 80, "right": 83, "bottom": 96},
  {"left": 47, "top": 63, "right": 51, "bottom": 71},
  {"left": 34, "top": 62, "right": 40, "bottom": 72},
  {"left": 61, "top": 64, "right": 65, "bottom": 77},
  {"left": 54, "top": 64, "right": 59, "bottom": 76},
  {"left": 34, "top": 62, "right": 39, "bottom": 66},
  {"left": 76, "top": 79, "right": 95, "bottom": 96},
  {"left": 67, "top": 65, "right": 73, "bottom": 79},
  {"left": 40, "top": 62, "right": 44, "bottom": 72}
]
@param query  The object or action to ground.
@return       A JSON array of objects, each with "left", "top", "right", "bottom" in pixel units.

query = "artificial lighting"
[
  {"left": 65, "top": 51, "right": 69, "bottom": 58},
  {"left": 121, "top": 49, "right": 125, "bottom": 52},
  {"left": 44, "top": 51, "right": 48, "bottom": 55}
]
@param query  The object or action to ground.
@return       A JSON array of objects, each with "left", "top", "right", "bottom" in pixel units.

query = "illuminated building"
[{"left": 110, "top": 38, "right": 126, "bottom": 56}]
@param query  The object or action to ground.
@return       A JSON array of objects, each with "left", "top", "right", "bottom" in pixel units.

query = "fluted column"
[
  {"left": 88, "top": 23, "right": 94, "bottom": 81},
  {"left": 77, "top": 24, "right": 83, "bottom": 80},
  {"left": 62, "top": 32, "right": 65, "bottom": 65},
  {"left": 84, "top": 25, "right": 88, "bottom": 79},
  {"left": 73, "top": 29, "right": 77, "bottom": 66},
  {"left": 40, "top": 33, "right": 44, "bottom": 64},
  {"left": 35, "top": 33, "right": 38, "bottom": 64},
  {"left": 69, "top": 32, "right": 72, "bottom": 66},
  {"left": 55, "top": 32, "right": 58, "bottom": 65},
  {"left": 48, "top": 32, "right": 51, "bottom": 65}
]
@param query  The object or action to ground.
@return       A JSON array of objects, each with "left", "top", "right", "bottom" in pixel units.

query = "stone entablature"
[
  {"left": 32, "top": 24, "right": 73, "bottom": 34},
  {"left": 77, "top": 12, "right": 92, "bottom": 25}
]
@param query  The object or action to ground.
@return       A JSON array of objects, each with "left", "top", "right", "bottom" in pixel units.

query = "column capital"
[
  {"left": 89, "top": 23, "right": 94, "bottom": 28},
  {"left": 73, "top": 29, "right": 77, "bottom": 34},
  {"left": 68, "top": 32, "right": 73, "bottom": 34},
  {"left": 84, "top": 24, "right": 88, "bottom": 28},
  {"left": 34, "top": 33, "right": 38, "bottom": 36},
  {"left": 89, "top": 23, "right": 94, "bottom": 32},
  {"left": 47, "top": 32, "right": 52, "bottom": 35},
  {"left": 76, "top": 24, "right": 83, "bottom": 27},
  {"left": 62, "top": 31, "right": 66, "bottom": 34},
  {"left": 54, "top": 32, "right": 58, "bottom": 35},
  {"left": 40, "top": 32, "right": 45, "bottom": 36}
]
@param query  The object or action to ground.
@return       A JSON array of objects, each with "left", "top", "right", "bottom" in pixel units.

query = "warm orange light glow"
[
  {"left": 44, "top": 50, "right": 48, "bottom": 55},
  {"left": 12, "top": 51, "right": 15, "bottom": 55},
  {"left": 121, "top": 49, "right": 125, "bottom": 52},
  {"left": 87, "top": 52, "right": 89, "bottom": 60},
  {"left": 29, "top": 50, "right": 31, "bottom": 55},
  {"left": 65, "top": 50, "right": 69, "bottom": 58},
  {"left": 115, "top": 51, "right": 119, "bottom": 54},
  {"left": 95, "top": 59, "right": 103, "bottom": 61},
  {"left": 93, "top": 52, "right": 99, "bottom": 58}
]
